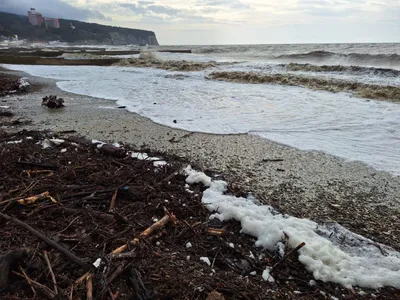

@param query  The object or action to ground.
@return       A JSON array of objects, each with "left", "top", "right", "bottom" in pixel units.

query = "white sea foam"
[
  {"left": 3, "top": 64, "right": 400, "bottom": 175},
  {"left": 184, "top": 165, "right": 400, "bottom": 289}
]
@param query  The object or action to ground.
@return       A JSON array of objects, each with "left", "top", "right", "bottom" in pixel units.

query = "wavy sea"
[{"left": 4, "top": 43, "right": 400, "bottom": 175}]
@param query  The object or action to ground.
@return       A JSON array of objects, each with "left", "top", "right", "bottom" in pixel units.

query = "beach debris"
[
  {"left": 0, "top": 129, "right": 399, "bottom": 299},
  {"left": 41, "top": 95, "right": 65, "bottom": 108},
  {"left": 0, "top": 111, "right": 14, "bottom": 117},
  {"left": 206, "top": 290, "right": 225, "bottom": 300},
  {"left": 0, "top": 74, "right": 29, "bottom": 96},
  {"left": 18, "top": 78, "right": 30, "bottom": 90}
]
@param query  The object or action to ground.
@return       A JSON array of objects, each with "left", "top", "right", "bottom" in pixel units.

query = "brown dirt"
[
  {"left": 207, "top": 71, "right": 400, "bottom": 102},
  {"left": 0, "top": 73, "right": 22, "bottom": 97},
  {"left": 0, "top": 129, "right": 399, "bottom": 299}
]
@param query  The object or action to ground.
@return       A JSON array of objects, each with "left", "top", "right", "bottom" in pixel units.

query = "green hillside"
[{"left": 0, "top": 11, "right": 159, "bottom": 45}]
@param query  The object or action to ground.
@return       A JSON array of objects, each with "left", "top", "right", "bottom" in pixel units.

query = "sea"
[{"left": 4, "top": 43, "right": 400, "bottom": 175}]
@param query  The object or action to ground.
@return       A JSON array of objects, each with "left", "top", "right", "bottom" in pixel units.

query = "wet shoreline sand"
[{"left": 2, "top": 68, "right": 400, "bottom": 251}]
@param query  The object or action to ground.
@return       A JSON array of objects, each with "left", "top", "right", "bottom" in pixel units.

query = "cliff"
[{"left": 0, "top": 11, "right": 159, "bottom": 45}]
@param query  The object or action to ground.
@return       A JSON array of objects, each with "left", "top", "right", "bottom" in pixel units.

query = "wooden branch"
[
  {"left": 0, "top": 212, "right": 91, "bottom": 270},
  {"left": 58, "top": 207, "right": 114, "bottom": 221},
  {"left": 112, "top": 207, "right": 177, "bottom": 255},
  {"left": 43, "top": 251, "right": 58, "bottom": 295},
  {"left": 16, "top": 160, "right": 58, "bottom": 170},
  {"left": 20, "top": 268, "right": 57, "bottom": 299},
  {"left": 109, "top": 188, "right": 118, "bottom": 212},
  {"left": 86, "top": 273, "right": 93, "bottom": 300},
  {"left": 270, "top": 242, "right": 306, "bottom": 273},
  {"left": 0, "top": 191, "right": 56, "bottom": 206}
]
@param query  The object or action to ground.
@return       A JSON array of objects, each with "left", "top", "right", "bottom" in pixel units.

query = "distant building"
[
  {"left": 28, "top": 8, "right": 44, "bottom": 26},
  {"left": 44, "top": 18, "right": 60, "bottom": 28}
]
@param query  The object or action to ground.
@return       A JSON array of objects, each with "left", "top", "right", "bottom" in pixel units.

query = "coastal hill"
[{"left": 0, "top": 11, "right": 159, "bottom": 45}]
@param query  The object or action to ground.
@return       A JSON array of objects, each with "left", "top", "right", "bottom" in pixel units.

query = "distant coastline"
[{"left": 0, "top": 11, "right": 159, "bottom": 46}]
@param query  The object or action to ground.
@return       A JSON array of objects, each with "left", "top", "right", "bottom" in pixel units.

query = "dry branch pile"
[
  {"left": 42, "top": 95, "right": 65, "bottom": 109},
  {"left": 0, "top": 130, "right": 399, "bottom": 299}
]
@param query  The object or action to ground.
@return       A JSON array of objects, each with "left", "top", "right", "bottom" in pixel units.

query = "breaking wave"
[
  {"left": 207, "top": 71, "right": 400, "bottom": 102},
  {"left": 275, "top": 51, "right": 400, "bottom": 69},
  {"left": 284, "top": 63, "right": 400, "bottom": 77}
]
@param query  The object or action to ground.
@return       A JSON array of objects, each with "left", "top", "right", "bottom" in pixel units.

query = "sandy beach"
[{"left": 2, "top": 67, "right": 400, "bottom": 252}]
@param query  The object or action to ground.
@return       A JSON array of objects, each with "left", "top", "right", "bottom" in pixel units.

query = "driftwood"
[
  {"left": 112, "top": 207, "right": 177, "bottom": 255},
  {"left": 86, "top": 274, "right": 93, "bottom": 300},
  {"left": 16, "top": 160, "right": 58, "bottom": 170},
  {"left": 42, "top": 95, "right": 64, "bottom": 108},
  {"left": 0, "top": 212, "right": 91, "bottom": 270},
  {"left": 270, "top": 242, "right": 306, "bottom": 273},
  {"left": 43, "top": 251, "right": 58, "bottom": 295},
  {"left": 67, "top": 135, "right": 126, "bottom": 158}
]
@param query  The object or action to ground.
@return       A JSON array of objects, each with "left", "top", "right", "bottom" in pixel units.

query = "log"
[{"left": 0, "top": 212, "right": 91, "bottom": 270}]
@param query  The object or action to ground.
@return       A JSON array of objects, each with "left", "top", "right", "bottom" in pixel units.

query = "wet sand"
[{"left": 2, "top": 69, "right": 400, "bottom": 250}]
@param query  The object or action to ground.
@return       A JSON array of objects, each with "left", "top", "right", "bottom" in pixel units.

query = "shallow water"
[{"left": 4, "top": 64, "right": 400, "bottom": 176}]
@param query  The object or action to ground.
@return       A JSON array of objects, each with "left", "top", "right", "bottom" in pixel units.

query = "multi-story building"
[
  {"left": 44, "top": 18, "right": 60, "bottom": 29},
  {"left": 27, "top": 8, "right": 43, "bottom": 26}
]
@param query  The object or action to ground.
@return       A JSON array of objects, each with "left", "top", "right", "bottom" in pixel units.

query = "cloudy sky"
[{"left": 1, "top": 0, "right": 399, "bottom": 44}]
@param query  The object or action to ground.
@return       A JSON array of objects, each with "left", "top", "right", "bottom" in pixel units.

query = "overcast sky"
[{"left": 1, "top": 0, "right": 399, "bottom": 44}]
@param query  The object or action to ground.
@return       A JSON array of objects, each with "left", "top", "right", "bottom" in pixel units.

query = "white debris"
[
  {"left": 184, "top": 166, "right": 400, "bottom": 289},
  {"left": 358, "top": 290, "right": 366, "bottom": 296},
  {"left": 0, "top": 105, "right": 10, "bottom": 109},
  {"left": 93, "top": 258, "right": 101, "bottom": 268},
  {"left": 7, "top": 139, "right": 23, "bottom": 144},
  {"left": 309, "top": 280, "right": 316, "bottom": 286},
  {"left": 60, "top": 148, "right": 67, "bottom": 153},
  {"left": 19, "top": 77, "right": 30, "bottom": 89},
  {"left": 25, "top": 136, "right": 33, "bottom": 140},
  {"left": 184, "top": 184, "right": 194, "bottom": 194},
  {"left": 153, "top": 160, "right": 167, "bottom": 167},
  {"left": 112, "top": 142, "right": 121, "bottom": 148},
  {"left": 130, "top": 152, "right": 167, "bottom": 167},
  {"left": 36, "top": 139, "right": 53, "bottom": 149},
  {"left": 277, "top": 242, "right": 286, "bottom": 258},
  {"left": 200, "top": 257, "right": 211, "bottom": 266},
  {"left": 250, "top": 271, "right": 257, "bottom": 276},
  {"left": 156, "top": 241, "right": 161, "bottom": 246},
  {"left": 262, "top": 268, "right": 275, "bottom": 283},
  {"left": 153, "top": 218, "right": 159, "bottom": 222},
  {"left": 294, "top": 291, "right": 301, "bottom": 294},
  {"left": 186, "top": 242, "right": 193, "bottom": 249},
  {"left": 228, "top": 243, "right": 235, "bottom": 248},
  {"left": 92, "top": 139, "right": 105, "bottom": 148},
  {"left": 49, "top": 139, "right": 65, "bottom": 146},
  {"left": 186, "top": 255, "right": 191, "bottom": 260},
  {"left": 248, "top": 251, "right": 255, "bottom": 259},
  {"left": 131, "top": 152, "right": 149, "bottom": 160}
]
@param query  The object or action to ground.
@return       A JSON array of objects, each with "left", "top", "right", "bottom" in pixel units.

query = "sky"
[{"left": 0, "top": 0, "right": 399, "bottom": 45}]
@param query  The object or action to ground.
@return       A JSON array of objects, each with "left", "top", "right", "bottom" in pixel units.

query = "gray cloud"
[
  {"left": 119, "top": 2, "right": 211, "bottom": 23},
  {"left": 0, "top": 0, "right": 109, "bottom": 21},
  {"left": 203, "top": 0, "right": 250, "bottom": 9}
]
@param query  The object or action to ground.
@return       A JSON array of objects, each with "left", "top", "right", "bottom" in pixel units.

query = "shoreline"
[{"left": 1, "top": 68, "right": 400, "bottom": 251}]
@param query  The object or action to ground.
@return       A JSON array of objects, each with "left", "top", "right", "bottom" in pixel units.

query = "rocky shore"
[{"left": 1, "top": 69, "right": 400, "bottom": 298}]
